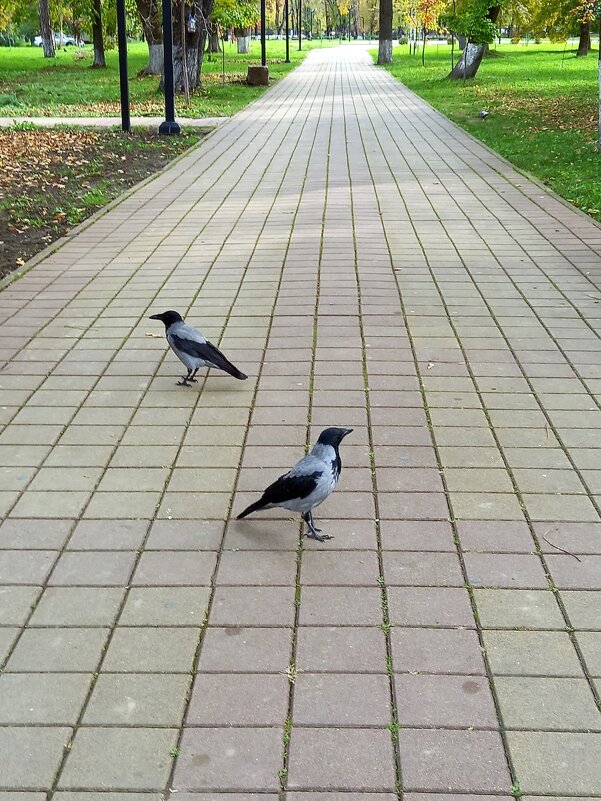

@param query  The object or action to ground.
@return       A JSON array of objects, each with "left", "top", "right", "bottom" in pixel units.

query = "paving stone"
[
  {"left": 562, "top": 591, "right": 601, "bottom": 629},
  {"left": 287, "top": 728, "right": 396, "bottom": 791},
  {"left": 296, "top": 626, "right": 387, "bottom": 673},
  {"left": 396, "top": 674, "right": 498, "bottom": 728},
  {"left": 391, "top": 628, "right": 486, "bottom": 674},
  {"left": 379, "top": 520, "right": 455, "bottom": 551},
  {"left": 507, "top": 731, "right": 601, "bottom": 793},
  {"left": 0, "top": 518, "right": 72, "bottom": 548},
  {"left": 120, "top": 586, "right": 211, "bottom": 626},
  {"left": 0, "top": 726, "right": 71, "bottom": 789},
  {"left": 388, "top": 586, "right": 474, "bottom": 627},
  {"left": 6, "top": 627, "right": 108, "bottom": 671},
  {"left": 301, "top": 550, "right": 379, "bottom": 585},
  {"left": 173, "top": 727, "right": 282, "bottom": 791},
  {"left": 29, "top": 587, "right": 124, "bottom": 626},
  {"left": 399, "top": 728, "right": 511, "bottom": 792},
  {"left": 49, "top": 551, "right": 136, "bottom": 586},
  {"left": 546, "top": 554, "right": 601, "bottom": 590},
  {"left": 0, "top": 672, "right": 91, "bottom": 723},
  {"left": 383, "top": 551, "right": 464, "bottom": 586},
  {"left": 103, "top": 627, "right": 199, "bottom": 672},
  {"left": 298, "top": 586, "right": 382, "bottom": 625},
  {"left": 132, "top": 551, "right": 216, "bottom": 586},
  {"left": 294, "top": 673, "right": 391, "bottom": 725},
  {"left": 474, "top": 589, "right": 565, "bottom": 629},
  {"left": 0, "top": 627, "right": 19, "bottom": 664},
  {"left": 83, "top": 673, "right": 190, "bottom": 725},
  {"left": 210, "top": 585, "right": 295, "bottom": 626},
  {"left": 145, "top": 520, "right": 224, "bottom": 550},
  {"left": 576, "top": 632, "right": 601, "bottom": 677},
  {"left": 187, "top": 673, "right": 288, "bottom": 725},
  {"left": 0, "top": 550, "right": 56, "bottom": 584},
  {"left": 58, "top": 727, "right": 177, "bottom": 790},
  {"left": 496, "top": 676, "right": 601, "bottom": 730},
  {"left": 0, "top": 585, "right": 40, "bottom": 625},
  {"left": 464, "top": 553, "right": 549, "bottom": 589},
  {"left": 198, "top": 626, "right": 291, "bottom": 673},
  {"left": 457, "top": 520, "right": 534, "bottom": 553},
  {"left": 217, "top": 549, "right": 297, "bottom": 585},
  {"left": 483, "top": 631, "right": 583, "bottom": 676},
  {"left": 67, "top": 520, "right": 148, "bottom": 550}
]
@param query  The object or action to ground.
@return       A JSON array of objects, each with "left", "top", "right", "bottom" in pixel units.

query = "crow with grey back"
[
  {"left": 149, "top": 310, "right": 247, "bottom": 386},
  {"left": 237, "top": 427, "right": 352, "bottom": 542}
]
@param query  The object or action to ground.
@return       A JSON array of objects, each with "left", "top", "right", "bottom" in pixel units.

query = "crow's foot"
[
  {"left": 305, "top": 530, "right": 333, "bottom": 542},
  {"left": 177, "top": 379, "right": 192, "bottom": 387}
]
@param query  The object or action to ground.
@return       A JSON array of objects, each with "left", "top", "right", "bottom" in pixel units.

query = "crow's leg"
[
  {"left": 303, "top": 511, "right": 333, "bottom": 542},
  {"left": 190, "top": 368, "right": 199, "bottom": 383},
  {"left": 177, "top": 368, "right": 194, "bottom": 387}
]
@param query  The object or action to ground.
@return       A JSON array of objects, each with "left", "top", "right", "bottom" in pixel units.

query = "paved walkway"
[{"left": 1, "top": 44, "right": 601, "bottom": 798}]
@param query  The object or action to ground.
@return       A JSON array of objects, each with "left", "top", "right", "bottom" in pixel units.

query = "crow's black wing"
[
  {"left": 171, "top": 335, "right": 247, "bottom": 379},
  {"left": 262, "top": 469, "right": 322, "bottom": 505},
  {"left": 237, "top": 469, "right": 322, "bottom": 518}
]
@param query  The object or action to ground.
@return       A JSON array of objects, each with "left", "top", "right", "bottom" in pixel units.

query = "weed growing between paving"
[
  {"left": 375, "top": 43, "right": 601, "bottom": 224},
  {"left": 0, "top": 126, "right": 202, "bottom": 278}
]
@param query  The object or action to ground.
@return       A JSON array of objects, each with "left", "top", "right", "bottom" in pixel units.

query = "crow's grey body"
[
  {"left": 149, "top": 311, "right": 247, "bottom": 385},
  {"left": 237, "top": 427, "right": 352, "bottom": 542}
]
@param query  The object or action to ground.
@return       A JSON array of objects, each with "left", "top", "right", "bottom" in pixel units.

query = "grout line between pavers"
[
  {"left": 341, "top": 52, "right": 403, "bottom": 799},
  {"left": 349, "top": 51, "right": 520, "bottom": 790},
  {"left": 161, "top": 56, "right": 335, "bottom": 801}
]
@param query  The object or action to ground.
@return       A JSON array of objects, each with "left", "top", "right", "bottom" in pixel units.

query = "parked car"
[{"left": 34, "top": 33, "right": 83, "bottom": 47}]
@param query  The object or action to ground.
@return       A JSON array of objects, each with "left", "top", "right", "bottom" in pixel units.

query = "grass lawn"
[
  {"left": 374, "top": 42, "right": 601, "bottom": 223},
  {"left": 0, "top": 38, "right": 331, "bottom": 118}
]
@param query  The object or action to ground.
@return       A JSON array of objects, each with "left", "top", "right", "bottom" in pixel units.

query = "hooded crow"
[
  {"left": 149, "top": 310, "right": 247, "bottom": 386},
  {"left": 237, "top": 427, "right": 352, "bottom": 542}
]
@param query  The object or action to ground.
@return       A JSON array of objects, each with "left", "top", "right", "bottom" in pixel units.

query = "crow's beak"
[
  {"left": 149, "top": 314, "right": 162, "bottom": 320},
  {"left": 342, "top": 428, "right": 353, "bottom": 438}
]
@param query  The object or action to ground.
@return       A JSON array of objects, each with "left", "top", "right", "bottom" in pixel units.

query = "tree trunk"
[
  {"left": 235, "top": 27, "right": 251, "bottom": 53},
  {"left": 207, "top": 21, "right": 220, "bottom": 52},
  {"left": 91, "top": 0, "right": 106, "bottom": 68},
  {"left": 577, "top": 21, "right": 591, "bottom": 57},
  {"left": 38, "top": 0, "right": 55, "bottom": 57},
  {"left": 448, "top": 5, "right": 500, "bottom": 80},
  {"left": 377, "top": 0, "right": 392, "bottom": 63},
  {"left": 135, "top": 0, "right": 164, "bottom": 74},
  {"left": 170, "top": 0, "right": 214, "bottom": 93}
]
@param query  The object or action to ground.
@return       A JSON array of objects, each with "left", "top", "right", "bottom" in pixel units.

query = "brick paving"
[{"left": 0, "top": 43, "right": 601, "bottom": 798}]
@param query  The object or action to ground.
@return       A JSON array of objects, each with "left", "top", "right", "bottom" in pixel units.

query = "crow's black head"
[
  {"left": 317, "top": 427, "right": 353, "bottom": 447},
  {"left": 149, "top": 310, "right": 183, "bottom": 328}
]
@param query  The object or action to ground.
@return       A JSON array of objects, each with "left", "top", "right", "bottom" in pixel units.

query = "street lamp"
[
  {"left": 116, "top": 0, "right": 130, "bottom": 132},
  {"left": 298, "top": 0, "right": 302, "bottom": 50},
  {"left": 260, "top": 0, "right": 266, "bottom": 66},
  {"left": 159, "top": 0, "right": 180, "bottom": 135}
]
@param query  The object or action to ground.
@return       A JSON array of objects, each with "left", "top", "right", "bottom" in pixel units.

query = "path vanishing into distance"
[{"left": 1, "top": 44, "right": 601, "bottom": 798}]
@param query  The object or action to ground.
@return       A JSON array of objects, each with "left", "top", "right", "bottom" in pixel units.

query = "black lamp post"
[
  {"left": 116, "top": 0, "right": 130, "bottom": 132},
  {"left": 298, "top": 0, "right": 302, "bottom": 50},
  {"left": 284, "top": 0, "right": 290, "bottom": 62},
  {"left": 260, "top": 0, "right": 266, "bottom": 66},
  {"left": 159, "top": 0, "right": 180, "bottom": 135}
]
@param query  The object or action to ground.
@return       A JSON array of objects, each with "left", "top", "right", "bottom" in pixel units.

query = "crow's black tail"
[{"left": 237, "top": 499, "right": 266, "bottom": 519}]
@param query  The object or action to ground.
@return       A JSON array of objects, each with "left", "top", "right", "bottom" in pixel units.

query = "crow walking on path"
[
  {"left": 149, "top": 310, "right": 247, "bottom": 386},
  {"left": 237, "top": 427, "right": 353, "bottom": 542}
]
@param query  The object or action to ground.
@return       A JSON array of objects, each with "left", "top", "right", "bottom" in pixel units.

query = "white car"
[{"left": 34, "top": 33, "right": 82, "bottom": 47}]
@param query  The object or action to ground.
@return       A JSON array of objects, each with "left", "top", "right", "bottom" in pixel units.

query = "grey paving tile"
[
  {"left": 58, "top": 727, "right": 177, "bottom": 790},
  {"left": 496, "top": 676, "right": 601, "bottom": 730},
  {"left": 399, "top": 729, "right": 511, "bottom": 792},
  {"left": 102, "top": 627, "right": 199, "bottom": 672},
  {"left": 396, "top": 674, "right": 498, "bottom": 728},
  {"left": 507, "top": 731, "right": 601, "bottom": 793},
  {"left": 6, "top": 627, "right": 109, "bottom": 671},
  {"left": 287, "top": 728, "right": 396, "bottom": 791},
  {"left": 474, "top": 589, "right": 565, "bottom": 629},
  {"left": 0, "top": 585, "right": 40, "bottom": 625},
  {"left": 83, "top": 673, "right": 190, "bottom": 725},
  {"left": 173, "top": 727, "right": 282, "bottom": 791},
  {"left": 294, "top": 673, "right": 391, "bottom": 725},
  {"left": 187, "top": 673, "right": 288, "bottom": 725},
  {"left": 0, "top": 726, "right": 71, "bottom": 789},
  {"left": 0, "top": 672, "right": 91, "bottom": 723},
  {"left": 483, "top": 630, "right": 583, "bottom": 676}
]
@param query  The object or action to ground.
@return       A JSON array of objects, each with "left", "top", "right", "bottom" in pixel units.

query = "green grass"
[
  {"left": 374, "top": 42, "right": 601, "bottom": 223},
  {"left": 0, "top": 39, "right": 332, "bottom": 118}
]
